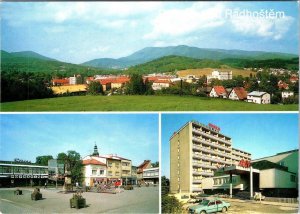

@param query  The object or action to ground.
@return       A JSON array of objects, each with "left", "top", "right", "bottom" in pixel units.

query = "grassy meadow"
[{"left": 1, "top": 95, "right": 298, "bottom": 112}]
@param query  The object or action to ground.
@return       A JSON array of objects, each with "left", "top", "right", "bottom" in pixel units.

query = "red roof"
[
  {"left": 278, "top": 81, "right": 289, "bottom": 90},
  {"left": 289, "top": 76, "right": 298, "bottom": 82},
  {"left": 137, "top": 160, "right": 151, "bottom": 173},
  {"left": 111, "top": 78, "right": 130, "bottom": 84},
  {"left": 232, "top": 87, "right": 247, "bottom": 100},
  {"left": 52, "top": 79, "right": 69, "bottom": 84},
  {"left": 213, "top": 86, "right": 227, "bottom": 96},
  {"left": 153, "top": 79, "right": 171, "bottom": 84},
  {"left": 82, "top": 159, "right": 106, "bottom": 166},
  {"left": 95, "top": 77, "right": 130, "bottom": 85},
  {"left": 99, "top": 154, "right": 130, "bottom": 161}
]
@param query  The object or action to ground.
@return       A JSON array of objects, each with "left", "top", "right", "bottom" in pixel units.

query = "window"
[
  {"left": 216, "top": 200, "right": 222, "bottom": 205},
  {"left": 92, "top": 170, "right": 97, "bottom": 175},
  {"left": 291, "top": 175, "right": 296, "bottom": 182},
  {"left": 99, "top": 170, "right": 104, "bottom": 175},
  {"left": 108, "top": 171, "right": 112, "bottom": 176}
]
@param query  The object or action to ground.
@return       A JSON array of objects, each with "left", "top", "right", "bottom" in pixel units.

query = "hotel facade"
[{"left": 169, "top": 120, "right": 251, "bottom": 194}]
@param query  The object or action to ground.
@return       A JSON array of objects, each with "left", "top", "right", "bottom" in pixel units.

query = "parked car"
[{"left": 189, "top": 198, "right": 230, "bottom": 214}]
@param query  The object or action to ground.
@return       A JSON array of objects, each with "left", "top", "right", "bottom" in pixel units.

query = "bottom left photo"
[{"left": 0, "top": 113, "right": 159, "bottom": 213}]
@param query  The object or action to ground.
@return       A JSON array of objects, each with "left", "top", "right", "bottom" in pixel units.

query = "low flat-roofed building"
[
  {"left": 0, "top": 161, "right": 48, "bottom": 187},
  {"left": 142, "top": 167, "right": 159, "bottom": 185}
]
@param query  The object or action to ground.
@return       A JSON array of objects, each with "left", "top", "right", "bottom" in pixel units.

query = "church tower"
[{"left": 92, "top": 143, "right": 99, "bottom": 156}]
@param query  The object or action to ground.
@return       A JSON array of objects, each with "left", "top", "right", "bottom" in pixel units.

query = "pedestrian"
[{"left": 44, "top": 181, "right": 47, "bottom": 189}]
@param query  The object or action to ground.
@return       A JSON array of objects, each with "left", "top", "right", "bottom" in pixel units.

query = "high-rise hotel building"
[{"left": 170, "top": 120, "right": 251, "bottom": 194}]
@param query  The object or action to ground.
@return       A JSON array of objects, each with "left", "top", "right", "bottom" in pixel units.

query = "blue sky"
[
  {"left": 1, "top": 2, "right": 298, "bottom": 64},
  {"left": 161, "top": 113, "right": 299, "bottom": 178},
  {"left": 0, "top": 114, "right": 158, "bottom": 166}
]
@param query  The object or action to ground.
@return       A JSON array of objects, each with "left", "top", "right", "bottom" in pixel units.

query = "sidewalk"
[{"left": 224, "top": 197, "right": 298, "bottom": 208}]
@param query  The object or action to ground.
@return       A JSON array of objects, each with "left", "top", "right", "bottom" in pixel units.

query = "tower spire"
[{"left": 92, "top": 142, "right": 99, "bottom": 156}]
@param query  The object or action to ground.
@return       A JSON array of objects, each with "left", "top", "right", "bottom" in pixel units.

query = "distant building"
[
  {"left": 247, "top": 91, "right": 270, "bottom": 104},
  {"left": 278, "top": 80, "right": 289, "bottom": 90},
  {"left": 228, "top": 87, "right": 248, "bottom": 101},
  {"left": 69, "top": 74, "right": 83, "bottom": 85},
  {"left": 52, "top": 78, "right": 69, "bottom": 86},
  {"left": 282, "top": 91, "right": 294, "bottom": 99},
  {"left": 152, "top": 79, "right": 172, "bottom": 91},
  {"left": 289, "top": 76, "right": 298, "bottom": 83},
  {"left": 209, "top": 86, "right": 227, "bottom": 98},
  {"left": 207, "top": 70, "right": 232, "bottom": 83}
]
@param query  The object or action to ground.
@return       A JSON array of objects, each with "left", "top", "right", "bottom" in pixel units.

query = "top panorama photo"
[{"left": 1, "top": 2, "right": 298, "bottom": 111}]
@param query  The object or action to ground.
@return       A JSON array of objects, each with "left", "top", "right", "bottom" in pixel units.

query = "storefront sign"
[
  {"left": 208, "top": 123, "right": 221, "bottom": 132},
  {"left": 238, "top": 159, "right": 251, "bottom": 168}
]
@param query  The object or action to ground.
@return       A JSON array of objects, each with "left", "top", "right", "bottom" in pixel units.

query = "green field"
[{"left": 0, "top": 95, "right": 298, "bottom": 111}]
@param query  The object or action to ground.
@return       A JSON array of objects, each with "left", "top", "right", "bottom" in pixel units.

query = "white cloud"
[
  {"left": 229, "top": 15, "right": 294, "bottom": 40},
  {"left": 144, "top": 3, "right": 226, "bottom": 39}
]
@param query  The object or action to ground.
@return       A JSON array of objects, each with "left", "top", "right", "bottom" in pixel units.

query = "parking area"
[
  {"left": 0, "top": 186, "right": 159, "bottom": 213},
  {"left": 184, "top": 198, "right": 298, "bottom": 214}
]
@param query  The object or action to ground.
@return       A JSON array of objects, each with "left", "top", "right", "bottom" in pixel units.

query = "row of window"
[
  {"left": 0, "top": 166, "right": 48, "bottom": 174},
  {"left": 213, "top": 177, "right": 237, "bottom": 185}
]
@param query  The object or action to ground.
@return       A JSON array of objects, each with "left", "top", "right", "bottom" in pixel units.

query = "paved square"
[{"left": 0, "top": 186, "right": 159, "bottom": 213}]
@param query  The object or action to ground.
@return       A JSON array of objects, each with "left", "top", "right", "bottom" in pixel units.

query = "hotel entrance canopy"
[
  {"left": 216, "top": 165, "right": 260, "bottom": 199},
  {"left": 217, "top": 165, "right": 260, "bottom": 175}
]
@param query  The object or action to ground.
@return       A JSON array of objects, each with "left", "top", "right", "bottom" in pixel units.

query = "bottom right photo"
[{"left": 161, "top": 113, "right": 298, "bottom": 214}]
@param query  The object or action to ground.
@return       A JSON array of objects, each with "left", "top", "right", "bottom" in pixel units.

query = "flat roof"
[
  {"left": 217, "top": 165, "right": 260, "bottom": 175},
  {"left": 252, "top": 149, "right": 298, "bottom": 162}
]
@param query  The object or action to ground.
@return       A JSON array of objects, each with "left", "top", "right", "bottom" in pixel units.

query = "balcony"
[
  {"left": 193, "top": 162, "right": 217, "bottom": 170},
  {"left": 192, "top": 137, "right": 231, "bottom": 152},
  {"left": 192, "top": 145, "right": 231, "bottom": 158},
  {"left": 193, "top": 171, "right": 214, "bottom": 176},
  {"left": 192, "top": 129, "right": 231, "bottom": 146},
  {"left": 193, "top": 180, "right": 202, "bottom": 184},
  {"left": 192, "top": 187, "right": 203, "bottom": 192}
]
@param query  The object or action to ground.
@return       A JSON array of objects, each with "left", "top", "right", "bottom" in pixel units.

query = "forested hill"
[
  {"left": 1, "top": 50, "right": 119, "bottom": 77},
  {"left": 126, "top": 55, "right": 299, "bottom": 74},
  {"left": 126, "top": 55, "right": 223, "bottom": 74}
]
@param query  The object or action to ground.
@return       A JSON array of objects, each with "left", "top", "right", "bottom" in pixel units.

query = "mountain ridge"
[{"left": 82, "top": 45, "right": 297, "bottom": 69}]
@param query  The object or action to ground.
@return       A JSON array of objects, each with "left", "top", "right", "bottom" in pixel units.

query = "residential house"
[
  {"left": 209, "top": 86, "right": 227, "bottom": 98},
  {"left": 247, "top": 91, "right": 270, "bottom": 104},
  {"left": 137, "top": 160, "right": 152, "bottom": 184},
  {"left": 52, "top": 78, "right": 69, "bottom": 86},
  {"left": 278, "top": 80, "right": 289, "bottom": 90},
  {"left": 97, "top": 79, "right": 112, "bottom": 92},
  {"left": 152, "top": 79, "right": 172, "bottom": 91},
  {"left": 228, "top": 87, "right": 248, "bottom": 101},
  {"left": 289, "top": 76, "right": 299, "bottom": 84},
  {"left": 82, "top": 158, "right": 107, "bottom": 187},
  {"left": 282, "top": 91, "right": 294, "bottom": 99},
  {"left": 111, "top": 77, "right": 130, "bottom": 89}
]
